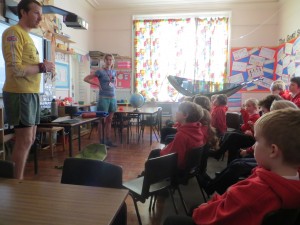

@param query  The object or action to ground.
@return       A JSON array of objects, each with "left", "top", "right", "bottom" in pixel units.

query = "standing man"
[
  {"left": 2, "top": 0, "right": 55, "bottom": 179},
  {"left": 84, "top": 53, "right": 117, "bottom": 147}
]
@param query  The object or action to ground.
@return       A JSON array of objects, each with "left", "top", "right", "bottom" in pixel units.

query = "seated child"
[
  {"left": 150, "top": 101, "right": 206, "bottom": 170},
  {"left": 211, "top": 94, "right": 228, "bottom": 137},
  {"left": 240, "top": 98, "right": 260, "bottom": 136},
  {"left": 270, "top": 80, "right": 291, "bottom": 100},
  {"left": 164, "top": 108, "right": 300, "bottom": 225},
  {"left": 289, "top": 77, "right": 300, "bottom": 108}
]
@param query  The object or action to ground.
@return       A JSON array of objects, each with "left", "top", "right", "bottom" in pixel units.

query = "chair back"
[
  {"left": 178, "top": 145, "right": 209, "bottom": 184},
  {"left": 261, "top": 208, "right": 300, "bottom": 225},
  {"left": 0, "top": 160, "right": 14, "bottom": 178},
  {"left": 61, "top": 158, "right": 123, "bottom": 188},
  {"left": 142, "top": 153, "right": 177, "bottom": 197},
  {"left": 226, "top": 112, "right": 241, "bottom": 131}
]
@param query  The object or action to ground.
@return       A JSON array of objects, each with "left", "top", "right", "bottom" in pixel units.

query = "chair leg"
[
  {"left": 168, "top": 188, "right": 179, "bottom": 214},
  {"left": 175, "top": 186, "right": 189, "bottom": 215},
  {"left": 195, "top": 176, "right": 208, "bottom": 202},
  {"left": 131, "top": 197, "right": 143, "bottom": 225}
]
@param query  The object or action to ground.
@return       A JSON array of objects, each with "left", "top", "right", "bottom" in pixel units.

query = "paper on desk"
[{"left": 52, "top": 116, "right": 71, "bottom": 122}]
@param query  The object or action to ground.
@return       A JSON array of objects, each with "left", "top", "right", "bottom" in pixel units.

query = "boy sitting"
[{"left": 164, "top": 108, "right": 300, "bottom": 225}]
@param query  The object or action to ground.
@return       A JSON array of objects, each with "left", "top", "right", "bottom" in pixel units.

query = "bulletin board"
[
  {"left": 116, "top": 71, "right": 131, "bottom": 89},
  {"left": 276, "top": 36, "right": 300, "bottom": 83},
  {"left": 230, "top": 47, "right": 277, "bottom": 92}
]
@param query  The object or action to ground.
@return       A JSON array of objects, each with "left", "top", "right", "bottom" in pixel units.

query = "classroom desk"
[
  {"left": 0, "top": 179, "right": 128, "bottom": 225},
  {"left": 39, "top": 116, "right": 104, "bottom": 157},
  {"left": 115, "top": 106, "right": 161, "bottom": 145}
]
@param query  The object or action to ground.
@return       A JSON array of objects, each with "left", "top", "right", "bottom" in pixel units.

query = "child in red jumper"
[
  {"left": 289, "top": 77, "right": 300, "bottom": 108},
  {"left": 240, "top": 98, "right": 260, "bottom": 136},
  {"left": 270, "top": 80, "right": 291, "bottom": 100},
  {"left": 150, "top": 101, "right": 206, "bottom": 170},
  {"left": 164, "top": 108, "right": 300, "bottom": 225},
  {"left": 211, "top": 94, "right": 228, "bottom": 137}
]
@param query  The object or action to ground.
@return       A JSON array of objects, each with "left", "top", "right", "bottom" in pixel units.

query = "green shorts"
[
  {"left": 3, "top": 91, "right": 40, "bottom": 126},
  {"left": 97, "top": 97, "right": 117, "bottom": 113}
]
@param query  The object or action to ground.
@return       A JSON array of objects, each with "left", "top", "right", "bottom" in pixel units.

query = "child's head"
[
  {"left": 213, "top": 94, "right": 227, "bottom": 106},
  {"left": 244, "top": 98, "right": 259, "bottom": 114},
  {"left": 210, "top": 94, "right": 218, "bottom": 103},
  {"left": 289, "top": 77, "right": 300, "bottom": 95},
  {"left": 254, "top": 109, "right": 300, "bottom": 169},
  {"left": 193, "top": 95, "right": 211, "bottom": 111},
  {"left": 183, "top": 96, "right": 194, "bottom": 102},
  {"left": 270, "top": 100, "right": 298, "bottom": 111},
  {"left": 258, "top": 95, "right": 282, "bottom": 114},
  {"left": 270, "top": 80, "right": 286, "bottom": 95},
  {"left": 176, "top": 101, "right": 203, "bottom": 124}
]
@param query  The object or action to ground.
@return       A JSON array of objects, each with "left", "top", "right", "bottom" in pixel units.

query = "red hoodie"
[
  {"left": 193, "top": 167, "right": 300, "bottom": 225},
  {"left": 240, "top": 109, "right": 260, "bottom": 134},
  {"left": 291, "top": 92, "right": 300, "bottom": 108},
  {"left": 211, "top": 105, "right": 227, "bottom": 136},
  {"left": 279, "top": 90, "right": 292, "bottom": 100},
  {"left": 160, "top": 122, "right": 205, "bottom": 170}
]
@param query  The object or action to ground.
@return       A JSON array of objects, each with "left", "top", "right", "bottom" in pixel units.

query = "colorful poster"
[{"left": 116, "top": 71, "right": 131, "bottom": 89}]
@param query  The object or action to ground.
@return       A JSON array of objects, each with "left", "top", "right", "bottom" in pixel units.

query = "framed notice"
[
  {"left": 55, "top": 62, "right": 70, "bottom": 89},
  {"left": 116, "top": 71, "right": 131, "bottom": 89}
]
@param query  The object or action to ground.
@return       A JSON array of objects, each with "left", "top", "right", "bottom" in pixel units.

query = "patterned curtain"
[{"left": 133, "top": 17, "right": 229, "bottom": 102}]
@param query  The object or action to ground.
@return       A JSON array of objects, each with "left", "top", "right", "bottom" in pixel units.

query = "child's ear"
[{"left": 270, "top": 144, "right": 281, "bottom": 159}]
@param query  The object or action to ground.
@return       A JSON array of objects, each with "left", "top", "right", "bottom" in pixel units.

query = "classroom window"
[{"left": 133, "top": 15, "right": 230, "bottom": 102}]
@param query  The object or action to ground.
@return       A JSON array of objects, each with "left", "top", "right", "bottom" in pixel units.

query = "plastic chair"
[
  {"left": 122, "top": 153, "right": 178, "bottom": 225},
  {"left": 173, "top": 145, "right": 210, "bottom": 214},
  {"left": 261, "top": 208, "right": 300, "bottom": 225},
  {"left": 61, "top": 158, "right": 127, "bottom": 225},
  {"left": 0, "top": 160, "right": 14, "bottom": 178},
  {"left": 139, "top": 107, "right": 162, "bottom": 142},
  {"left": 226, "top": 112, "right": 241, "bottom": 132},
  {"left": 112, "top": 113, "right": 132, "bottom": 144}
]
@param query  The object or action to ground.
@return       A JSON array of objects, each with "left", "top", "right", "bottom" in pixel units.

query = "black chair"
[
  {"left": 61, "top": 158, "right": 127, "bottom": 225},
  {"left": 0, "top": 160, "right": 14, "bottom": 178},
  {"left": 122, "top": 153, "right": 178, "bottom": 225},
  {"left": 112, "top": 113, "right": 132, "bottom": 144},
  {"left": 261, "top": 208, "right": 300, "bottom": 225},
  {"left": 139, "top": 107, "right": 162, "bottom": 142},
  {"left": 226, "top": 112, "right": 241, "bottom": 132},
  {"left": 173, "top": 145, "right": 210, "bottom": 214}
]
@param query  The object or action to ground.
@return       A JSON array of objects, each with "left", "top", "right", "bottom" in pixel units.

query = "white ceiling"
[{"left": 85, "top": 0, "right": 279, "bottom": 10}]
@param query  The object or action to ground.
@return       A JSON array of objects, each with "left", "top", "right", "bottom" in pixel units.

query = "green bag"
[{"left": 75, "top": 143, "right": 107, "bottom": 161}]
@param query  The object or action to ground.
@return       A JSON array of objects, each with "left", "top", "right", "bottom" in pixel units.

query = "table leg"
[
  {"left": 101, "top": 118, "right": 105, "bottom": 144},
  {"left": 78, "top": 125, "right": 81, "bottom": 151},
  {"left": 150, "top": 114, "right": 153, "bottom": 145},
  {"left": 68, "top": 128, "right": 73, "bottom": 157}
]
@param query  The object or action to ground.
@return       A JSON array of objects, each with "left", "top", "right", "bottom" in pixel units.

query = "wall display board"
[
  {"left": 230, "top": 47, "right": 277, "bottom": 92},
  {"left": 116, "top": 71, "right": 131, "bottom": 89},
  {"left": 276, "top": 36, "right": 300, "bottom": 84}
]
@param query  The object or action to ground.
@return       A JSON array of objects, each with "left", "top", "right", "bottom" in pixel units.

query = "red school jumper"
[
  {"left": 192, "top": 167, "right": 300, "bottom": 225},
  {"left": 160, "top": 122, "right": 205, "bottom": 170}
]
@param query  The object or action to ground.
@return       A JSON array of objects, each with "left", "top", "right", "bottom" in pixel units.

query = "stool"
[{"left": 37, "top": 127, "right": 65, "bottom": 157}]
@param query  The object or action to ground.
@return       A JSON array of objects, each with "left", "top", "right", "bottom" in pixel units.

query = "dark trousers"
[
  {"left": 218, "top": 131, "right": 256, "bottom": 164},
  {"left": 164, "top": 215, "right": 196, "bottom": 225},
  {"left": 206, "top": 158, "right": 257, "bottom": 195}
]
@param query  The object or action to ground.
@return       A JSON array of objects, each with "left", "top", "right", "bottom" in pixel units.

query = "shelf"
[
  {"left": 54, "top": 33, "right": 75, "bottom": 43},
  {"left": 55, "top": 47, "right": 75, "bottom": 55}
]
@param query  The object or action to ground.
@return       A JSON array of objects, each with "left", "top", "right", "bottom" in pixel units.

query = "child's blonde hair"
[
  {"left": 245, "top": 98, "right": 259, "bottom": 109},
  {"left": 270, "top": 100, "right": 298, "bottom": 111},
  {"left": 103, "top": 53, "right": 115, "bottom": 68},
  {"left": 270, "top": 80, "right": 286, "bottom": 92},
  {"left": 255, "top": 108, "right": 300, "bottom": 166},
  {"left": 178, "top": 101, "right": 203, "bottom": 123}
]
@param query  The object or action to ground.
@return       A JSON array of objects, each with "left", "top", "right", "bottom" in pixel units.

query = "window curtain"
[{"left": 133, "top": 17, "right": 229, "bottom": 102}]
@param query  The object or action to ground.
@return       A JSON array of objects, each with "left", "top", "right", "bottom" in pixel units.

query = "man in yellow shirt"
[{"left": 2, "top": 0, "right": 55, "bottom": 179}]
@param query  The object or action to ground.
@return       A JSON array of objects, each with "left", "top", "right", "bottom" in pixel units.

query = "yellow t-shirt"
[{"left": 2, "top": 24, "right": 41, "bottom": 93}]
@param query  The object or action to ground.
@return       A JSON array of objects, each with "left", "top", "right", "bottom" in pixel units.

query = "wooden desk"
[
  {"left": 116, "top": 106, "right": 161, "bottom": 145},
  {"left": 0, "top": 179, "right": 128, "bottom": 225},
  {"left": 39, "top": 117, "right": 103, "bottom": 157}
]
